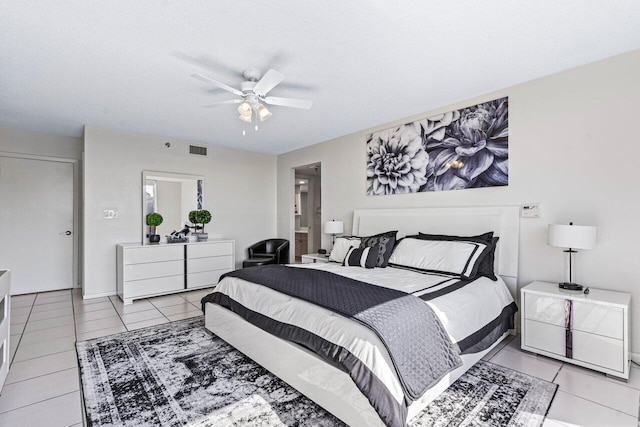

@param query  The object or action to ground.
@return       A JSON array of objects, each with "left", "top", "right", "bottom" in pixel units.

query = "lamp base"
[{"left": 559, "top": 282, "right": 584, "bottom": 291}]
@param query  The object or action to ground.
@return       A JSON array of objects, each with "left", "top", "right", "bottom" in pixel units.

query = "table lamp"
[
  {"left": 324, "top": 220, "right": 344, "bottom": 246},
  {"left": 547, "top": 222, "right": 597, "bottom": 291}
]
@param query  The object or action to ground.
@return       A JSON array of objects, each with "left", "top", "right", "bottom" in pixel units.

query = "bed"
[{"left": 203, "top": 206, "right": 520, "bottom": 427}]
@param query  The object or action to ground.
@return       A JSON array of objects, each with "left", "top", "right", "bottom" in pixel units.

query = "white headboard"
[{"left": 352, "top": 206, "right": 520, "bottom": 298}]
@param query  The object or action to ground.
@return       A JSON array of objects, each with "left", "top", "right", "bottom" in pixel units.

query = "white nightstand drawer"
[
  {"left": 523, "top": 319, "right": 565, "bottom": 356},
  {"left": 524, "top": 293, "right": 565, "bottom": 326},
  {"left": 573, "top": 329, "right": 624, "bottom": 372},
  {"left": 573, "top": 301, "right": 624, "bottom": 340},
  {"left": 125, "top": 260, "right": 183, "bottom": 281},
  {"left": 187, "top": 256, "right": 233, "bottom": 274}
]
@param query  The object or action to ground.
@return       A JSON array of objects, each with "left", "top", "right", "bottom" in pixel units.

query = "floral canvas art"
[{"left": 366, "top": 97, "right": 508, "bottom": 195}]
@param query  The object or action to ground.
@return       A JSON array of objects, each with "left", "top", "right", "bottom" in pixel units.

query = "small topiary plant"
[
  {"left": 146, "top": 213, "right": 164, "bottom": 227},
  {"left": 188, "top": 209, "right": 212, "bottom": 233}
]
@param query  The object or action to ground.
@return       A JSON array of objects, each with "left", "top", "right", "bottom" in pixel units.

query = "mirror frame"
[{"left": 142, "top": 170, "right": 204, "bottom": 245}]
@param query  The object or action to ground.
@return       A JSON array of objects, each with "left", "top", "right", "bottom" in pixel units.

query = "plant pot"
[
  {"left": 149, "top": 234, "right": 161, "bottom": 243},
  {"left": 196, "top": 233, "right": 208, "bottom": 242}
]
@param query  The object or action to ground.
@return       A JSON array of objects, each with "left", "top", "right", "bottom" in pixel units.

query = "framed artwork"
[{"left": 366, "top": 97, "right": 508, "bottom": 196}]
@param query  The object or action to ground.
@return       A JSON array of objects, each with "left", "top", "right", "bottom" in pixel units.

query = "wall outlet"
[
  {"left": 520, "top": 204, "right": 541, "bottom": 218},
  {"left": 103, "top": 209, "right": 119, "bottom": 219}
]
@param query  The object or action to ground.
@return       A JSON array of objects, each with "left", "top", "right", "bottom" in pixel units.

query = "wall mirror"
[{"left": 142, "top": 171, "right": 203, "bottom": 244}]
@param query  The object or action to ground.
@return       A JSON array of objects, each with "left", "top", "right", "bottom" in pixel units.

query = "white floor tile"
[
  {"left": 0, "top": 391, "right": 82, "bottom": 426},
  {"left": 13, "top": 335, "right": 76, "bottom": 362},
  {"left": 183, "top": 288, "right": 215, "bottom": 302},
  {"left": 490, "top": 347, "right": 562, "bottom": 382},
  {"left": 20, "top": 323, "right": 76, "bottom": 345},
  {"left": 76, "top": 325, "right": 128, "bottom": 341},
  {"left": 9, "top": 322, "right": 25, "bottom": 335},
  {"left": 112, "top": 299, "right": 155, "bottom": 315},
  {"left": 166, "top": 311, "right": 202, "bottom": 322},
  {"left": 10, "top": 338, "right": 18, "bottom": 362},
  {"left": 9, "top": 313, "right": 29, "bottom": 324},
  {"left": 482, "top": 334, "right": 514, "bottom": 361},
  {"left": 28, "top": 307, "right": 74, "bottom": 322},
  {"left": 622, "top": 364, "right": 640, "bottom": 391},
  {"left": 10, "top": 294, "right": 36, "bottom": 308},
  {"left": 554, "top": 366, "right": 640, "bottom": 416},
  {"left": 120, "top": 308, "right": 164, "bottom": 324},
  {"left": 73, "top": 300, "right": 113, "bottom": 313},
  {"left": 546, "top": 390, "right": 637, "bottom": 426},
  {"left": 34, "top": 293, "right": 71, "bottom": 305},
  {"left": 35, "top": 289, "right": 71, "bottom": 299},
  {"left": 74, "top": 307, "right": 119, "bottom": 323},
  {"left": 158, "top": 301, "right": 201, "bottom": 316},
  {"left": 73, "top": 296, "right": 110, "bottom": 305},
  {"left": 75, "top": 316, "right": 124, "bottom": 334},
  {"left": 9, "top": 306, "right": 31, "bottom": 316},
  {"left": 30, "top": 300, "right": 73, "bottom": 313},
  {"left": 148, "top": 295, "right": 187, "bottom": 308},
  {"left": 0, "top": 368, "right": 79, "bottom": 413},
  {"left": 126, "top": 317, "right": 169, "bottom": 331},
  {"left": 5, "top": 350, "right": 78, "bottom": 385},
  {"left": 24, "top": 315, "right": 75, "bottom": 333}
]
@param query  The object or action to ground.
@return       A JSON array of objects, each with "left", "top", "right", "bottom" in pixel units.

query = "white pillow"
[
  {"left": 388, "top": 238, "right": 488, "bottom": 278},
  {"left": 329, "top": 237, "right": 361, "bottom": 263}
]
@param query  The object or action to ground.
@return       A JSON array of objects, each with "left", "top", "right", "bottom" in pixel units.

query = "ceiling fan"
[{"left": 192, "top": 68, "right": 313, "bottom": 124}]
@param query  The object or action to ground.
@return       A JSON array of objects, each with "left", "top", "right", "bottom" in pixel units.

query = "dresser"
[
  {"left": 521, "top": 281, "right": 630, "bottom": 380},
  {"left": 117, "top": 240, "right": 235, "bottom": 304}
]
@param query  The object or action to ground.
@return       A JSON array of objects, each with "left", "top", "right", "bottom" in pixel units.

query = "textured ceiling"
[{"left": 1, "top": 1, "right": 640, "bottom": 154}]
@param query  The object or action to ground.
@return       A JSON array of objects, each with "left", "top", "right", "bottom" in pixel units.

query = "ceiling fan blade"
[
  {"left": 191, "top": 74, "right": 243, "bottom": 96},
  {"left": 202, "top": 99, "right": 243, "bottom": 108},
  {"left": 253, "top": 69, "right": 285, "bottom": 96},
  {"left": 263, "top": 96, "right": 313, "bottom": 110}
]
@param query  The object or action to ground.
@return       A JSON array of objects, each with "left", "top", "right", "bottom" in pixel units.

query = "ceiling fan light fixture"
[
  {"left": 238, "top": 113, "right": 252, "bottom": 123},
  {"left": 237, "top": 100, "right": 252, "bottom": 115},
  {"left": 257, "top": 104, "right": 272, "bottom": 121}
]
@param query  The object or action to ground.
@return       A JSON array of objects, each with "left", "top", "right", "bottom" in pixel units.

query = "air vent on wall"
[{"left": 189, "top": 145, "right": 208, "bottom": 156}]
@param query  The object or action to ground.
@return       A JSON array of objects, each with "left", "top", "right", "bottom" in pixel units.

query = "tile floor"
[{"left": 1, "top": 288, "right": 639, "bottom": 426}]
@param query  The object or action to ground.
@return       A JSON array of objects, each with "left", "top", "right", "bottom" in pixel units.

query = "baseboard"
[
  {"left": 631, "top": 352, "right": 640, "bottom": 365},
  {"left": 83, "top": 291, "right": 118, "bottom": 300}
]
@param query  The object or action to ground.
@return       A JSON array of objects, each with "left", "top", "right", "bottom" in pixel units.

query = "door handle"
[{"left": 65, "top": 231, "right": 72, "bottom": 236}]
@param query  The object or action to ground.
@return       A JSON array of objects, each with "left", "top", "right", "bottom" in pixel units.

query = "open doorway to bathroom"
[{"left": 293, "top": 163, "right": 321, "bottom": 262}]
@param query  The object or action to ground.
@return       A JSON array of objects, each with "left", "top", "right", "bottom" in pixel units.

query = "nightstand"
[
  {"left": 521, "top": 281, "right": 630, "bottom": 380},
  {"left": 301, "top": 253, "right": 330, "bottom": 264}
]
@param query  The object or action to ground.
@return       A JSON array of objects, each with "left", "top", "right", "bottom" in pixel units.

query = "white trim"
[{"left": 83, "top": 290, "right": 117, "bottom": 300}]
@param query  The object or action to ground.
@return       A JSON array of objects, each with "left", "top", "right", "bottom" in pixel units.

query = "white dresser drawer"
[
  {"left": 187, "top": 256, "right": 233, "bottom": 274},
  {"left": 125, "top": 260, "right": 183, "bottom": 281},
  {"left": 125, "top": 245, "right": 183, "bottom": 265},
  {"left": 187, "top": 269, "right": 231, "bottom": 289},
  {"left": 125, "top": 275, "right": 184, "bottom": 299},
  {"left": 523, "top": 319, "right": 565, "bottom": 356},
  {"left": 573, "top": 301, "right": 624, "bottom": 339},
  {"left": 188, "top": 242, "right": 233, "bottom": 259},
  {"left": 523, "top": 293, "right": 565, "bottom": 326},
  {"left": 573, "top": 330, "right": 624, "bottom": 372}
]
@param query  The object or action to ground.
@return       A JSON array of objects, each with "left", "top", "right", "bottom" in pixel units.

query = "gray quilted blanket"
[{"left": 215, "top": 265, "right": 462, "bottom": 401}]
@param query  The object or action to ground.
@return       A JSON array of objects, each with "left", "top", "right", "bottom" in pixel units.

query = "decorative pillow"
[
  {"left": 359, "top": 231, "right": 398, "bottom": 268},
  {"left": 413, "top": 232, "right": 498, "bottom": 280},
  {"left": 343, "top": 247, "right": 377, "bottom": 268},
  {"left": 329, "top": 237, "right": 361, "bottom": 263},
  {"left": 388, "top": 237, "right": 488, "bottom": 279}
]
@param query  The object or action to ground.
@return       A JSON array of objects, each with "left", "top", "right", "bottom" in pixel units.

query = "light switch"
[
  {"left": 103, "top": 210, "right": 119, "bottom": 219},
  {"left": 520, "top": 204, "right": 541, "bottom": 218}
]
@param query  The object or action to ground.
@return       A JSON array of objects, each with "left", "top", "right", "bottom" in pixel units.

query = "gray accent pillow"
[{"left": 359, "top": 231, "right": 398, "bottom": 268}]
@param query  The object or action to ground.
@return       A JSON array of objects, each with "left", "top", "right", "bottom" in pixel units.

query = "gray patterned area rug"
[{"left": 76, "top": 317, "right": 557, "bottom": 427}]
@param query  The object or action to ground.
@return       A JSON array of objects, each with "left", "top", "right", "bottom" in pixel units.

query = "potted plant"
[
  {"left": 189, "top": 209, "right": 212, "bottom": 242},
  {"left": 146, "top": 213, "right": 163, "bottom": 243}
]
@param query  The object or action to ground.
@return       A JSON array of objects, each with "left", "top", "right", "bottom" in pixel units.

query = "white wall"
[
  {"left": 84, "top": 126, "right": 277, "bottom": 298},
  {"left": 277, "top": 50, "right": 640, "bottom": 354}
]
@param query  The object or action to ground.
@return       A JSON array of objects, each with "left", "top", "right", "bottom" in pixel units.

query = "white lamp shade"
[
  {"left": 547, "top": 224, "right": 597, "bottom": 249},
  {"left": 324, "top": 220, "right": 344, "bottom": 235}
]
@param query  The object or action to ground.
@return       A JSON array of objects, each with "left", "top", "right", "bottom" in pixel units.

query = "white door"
[{"left": 0, "top": 156, "right": 74, "bottom": 294}]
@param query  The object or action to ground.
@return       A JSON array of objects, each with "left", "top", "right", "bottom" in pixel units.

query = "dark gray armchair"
[{"left": 242, "top": 239, "right": 289, "bottom": 268}]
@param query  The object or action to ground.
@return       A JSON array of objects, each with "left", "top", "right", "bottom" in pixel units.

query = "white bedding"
[{"left": 210, "top": 262, "right": 515, "bottom": 411}]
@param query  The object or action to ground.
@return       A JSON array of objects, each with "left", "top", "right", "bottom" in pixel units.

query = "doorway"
[
  {"left": 0, "top": 155, "right": 77, "bottom": 294},
  {"left": 293, "top": 163, "right": 321, "bottom": 262}
]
